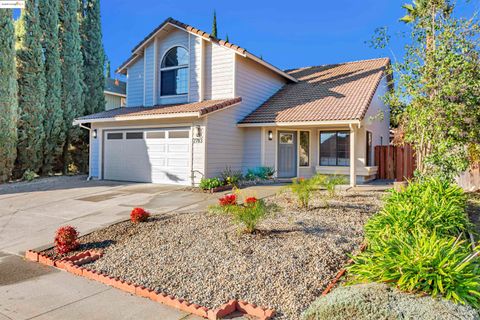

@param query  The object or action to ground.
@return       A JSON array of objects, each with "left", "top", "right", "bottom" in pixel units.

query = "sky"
[
  {"left": 18, "top": 0, "right": 479, "bottom": 77},
  {"left": 102, "top": 0, "right": 412, "bottom": 75}
]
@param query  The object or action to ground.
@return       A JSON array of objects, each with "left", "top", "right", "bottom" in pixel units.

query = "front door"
[{"left": 277, "top": 131, "right": 297, "bottom": 178}]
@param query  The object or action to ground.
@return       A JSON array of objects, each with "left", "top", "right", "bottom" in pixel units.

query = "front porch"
[{"left": 242, "top": 122, "right": 382, "bottom": 187}]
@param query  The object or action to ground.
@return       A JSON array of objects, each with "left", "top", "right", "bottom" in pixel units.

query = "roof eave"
[
  {"left": 73, "top": 112, "right": 200, "bottom": 125},
  {"left": 237, "top": 120, "right": 361, "bottom": 127}
]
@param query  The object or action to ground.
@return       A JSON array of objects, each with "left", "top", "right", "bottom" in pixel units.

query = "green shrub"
[
  {"left": 245, "top": 169, "right": 257, "bottom": 181},
  {"left": 302, "top": 282, "right": 480, "bottom": 320},
  {"left": 230, "top": 197, "right": 268, "bottom": 233},
  {"left": 321, "top": 175, "right": 347, "bottom": 198},
  {"left": 365, "top": 178, "right": 470, "bottom": 245},
  {"left": 285, "top": 176, "right": 324, "bottom": 208},
  {"left": 199, "top": 177, "right": 223, "bottom": 190},
  {"left": 220, "top": 166, "right": 243, "bottom": 186},
  {"left": 22, "top": 169, "right": 38, "bottom": 182},
  {"left": 348, "top": 229, "right": 480, "bottom": 308},
  {"left": 209, "top": 193, "right": 277, "bottom": 233}
]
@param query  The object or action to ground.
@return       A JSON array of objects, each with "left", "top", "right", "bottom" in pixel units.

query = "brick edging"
[
  {"left": 321, "top": 243, "right": 367, "bottom": 296},
  {"left": 25, "top": 249, "right": 275, "bottom": 319}
]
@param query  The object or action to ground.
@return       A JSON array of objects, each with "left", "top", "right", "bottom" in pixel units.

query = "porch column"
[{"left": 350, "top": 124, "right": 357, "bottom": 187}]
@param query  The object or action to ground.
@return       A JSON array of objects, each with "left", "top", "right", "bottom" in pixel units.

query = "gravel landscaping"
[{"left": 45, "top": 190, "right": 383, "bottom": 319}]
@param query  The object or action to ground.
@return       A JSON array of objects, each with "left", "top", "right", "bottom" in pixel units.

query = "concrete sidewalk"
[{"left": 0, "top": 176, "right": 281, "bottom": 320}]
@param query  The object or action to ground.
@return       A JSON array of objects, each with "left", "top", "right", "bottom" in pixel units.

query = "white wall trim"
[
  {"left": 238, "top": 120, "right": 361, "bottom": 127},
  {"left": 232, "top": 53, "right": 237, "bottom": 97},
  {"left": 143, "top": 47, "right": 147, "bottom": 106},
  {"left": 74, "top": 112, "right": 199, "bottom": 125},
  {"left": 187, "top": 33, "right": 191, "bottom": 103},
  {"left": 104, "top": 91, "right": 127, "bottom": 98},
  {"left": 260, "top": 127, "right": 266, "bottom": 166},
  {"left": 153, "top": 37, "right": 158, "bottom": 105},
  {"left": 199, "top": 39, "right": 205, "bottom": 101},
  {"left": 298, "top": 129, "right": 312, "bottom": 170}
]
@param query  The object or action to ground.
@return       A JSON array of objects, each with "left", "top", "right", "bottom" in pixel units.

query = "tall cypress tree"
[
  {"left": 0, "top": 9, "right": 18, "bottom": 182},
  {"left": 16, "top": 0, "right": 46, "bottom": 175},
  {"left": 81, "top": 0, "right": 105, "bottom": 115},
  {"left": 212, "top": 10, "right": 217, "bottom": 38},
  {"left": 105, "top": 58, "right": 111, "bottom": 78},
  {"left": 40, "top": 0, "right": 65, "bottom": 174},
  {"left": 59, "top": 0, "right": 84, "bottom": 173}
]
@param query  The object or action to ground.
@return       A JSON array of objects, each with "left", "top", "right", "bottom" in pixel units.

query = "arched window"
[{"left": 160, "top": 46, "right": 189, "bottom": 96}]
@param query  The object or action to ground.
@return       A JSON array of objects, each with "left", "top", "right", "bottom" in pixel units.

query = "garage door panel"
[
  {"left": 103, "top": 128, "right": 191, "bottom": 185},
  {"left": 167, "top": 158, "right": 189, "bottom": 167},
  {"left": 167, "top": 144, "right": 189, "bottom": 152}
]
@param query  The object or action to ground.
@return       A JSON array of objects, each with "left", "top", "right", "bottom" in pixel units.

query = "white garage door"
[{"left": 103, "top": 128, "right": 191, "bottom": 185}]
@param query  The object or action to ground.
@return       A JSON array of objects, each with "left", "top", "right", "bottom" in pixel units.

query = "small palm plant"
[
  {"left": 322, "top": 175, "right": 347, "bottom": 198},
  {"left": 285, "top": 176, "right": 324, "bottom": 208}
]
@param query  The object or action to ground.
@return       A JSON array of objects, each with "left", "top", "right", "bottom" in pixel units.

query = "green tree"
[
  {"left": 105, "top": 57, "right": 111, "bottom": 78},
  {"left": 59, "top": 0, "right": 85, "bottom": 173},
  {"left": 16, "top": 0, "right": 46, "bottom": 175},
  {"left": 225, "top": 34, "right": 229, "bottom": 42},
  {"left": 40, "top": 0, "right": 65, "bottom": 175},
  {"left": 81, "top": 0, "right": 105, "bottom": 115},
  {"left": 212, "top": 10, "right": 217, "bottom": 38},
  {"left": 383, "top": 0, "right": 480, "bottom": 180},
  {"left": 0, "top": 9, "right": 18, "bottom": 182}
]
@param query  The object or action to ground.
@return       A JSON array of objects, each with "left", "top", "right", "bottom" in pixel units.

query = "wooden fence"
[{"left": 375, "top": 145, "right": 416, "bottom": 181}]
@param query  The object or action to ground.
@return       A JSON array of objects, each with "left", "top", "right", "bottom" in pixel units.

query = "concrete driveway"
[{"left": 0, "top": 175, "right": 281, "bottom": 320}]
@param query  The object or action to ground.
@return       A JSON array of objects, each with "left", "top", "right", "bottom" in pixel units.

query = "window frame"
[
  {"left": 318, "top": 130, "right": 351, "bottom": 167},
  {"left": 159, "top": 46, "right": 189, "bottom": 97},
  {"left": 298, "top": 130, "right": 311, "bottom": 167},
  {"left": 366, "top": 131, "right": 373, "bottom": 166}
]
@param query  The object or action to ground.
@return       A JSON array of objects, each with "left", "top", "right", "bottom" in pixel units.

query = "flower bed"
[{"left": 40, "top": 190, "right": 383, "bottom": 319}]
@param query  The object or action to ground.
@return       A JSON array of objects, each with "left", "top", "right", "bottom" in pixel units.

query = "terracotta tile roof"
[
  {"left": 240, "top": 58, "right": 391, "bottom": 124},
  {"left": 75, "top": 98, "right": 242, "bottom": 122}
]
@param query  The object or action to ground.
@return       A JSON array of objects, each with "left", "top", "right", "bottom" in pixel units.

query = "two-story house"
[{"left": 74, "top": 17, "right": 391, "bottom": 187}]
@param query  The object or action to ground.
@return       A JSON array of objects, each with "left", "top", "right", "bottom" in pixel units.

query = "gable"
[{"left": 116, "top": 17, "right": 296, "bottom": 83}]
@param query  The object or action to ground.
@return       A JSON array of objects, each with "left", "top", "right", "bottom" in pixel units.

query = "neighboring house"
[
  {"left": 74, "top": 17, "right": 391, "bottom": 187},
  {"left": 104, "top": 78, "right": 126, "bottom": 110}
]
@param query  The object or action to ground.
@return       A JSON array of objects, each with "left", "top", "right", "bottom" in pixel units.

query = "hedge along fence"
[{"left": 346, "top": 178, "right": 480, "bottom": 308}]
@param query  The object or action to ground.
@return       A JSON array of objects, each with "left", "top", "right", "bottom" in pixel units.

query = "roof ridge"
[{"left": 285, "top": 57, "right": 390, "bottom": 73}]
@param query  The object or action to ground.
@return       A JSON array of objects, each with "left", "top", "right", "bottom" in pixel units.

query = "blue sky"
[
  {"left": 102, "top": 0, "right": 412, "bottom": 74},
  {"left": 20, "top": 0, "right": 478, "bottom": 76}
]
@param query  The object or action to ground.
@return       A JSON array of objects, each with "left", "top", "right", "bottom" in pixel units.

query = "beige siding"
[
  {"left": 205, "top": 56, "right": 287, "bottom": 177},
  {"left": 105, "top": 94, "right": 124, "bottom": 110},
  {"left": 204, "top": 43, "right": 235, "bottom": 100},
  {"left": 361, "top": 76, "right": 390, "bottom": 163},
  {"left": 189, "top": 36, "right": 202, "bottom": 102},
  {"left": 126, "top": 56, "right": 144, "bottom": 107},
  {"left": 144, "top": 43, "right": 155, "bottom": 106}
]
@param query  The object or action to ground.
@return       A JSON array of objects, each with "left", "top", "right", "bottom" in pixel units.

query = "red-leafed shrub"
[
  {"left": 130, "top": 207, "right": 150, "bottom": 223},
  {"left": 219, "top": 194, "right": 237, "bottom": 206},
  {"left": 55, "top": 226, "right": 79, "bottom": 254},
  {"left": 245, "top": 197, "right": 258, "bottom": 205}
]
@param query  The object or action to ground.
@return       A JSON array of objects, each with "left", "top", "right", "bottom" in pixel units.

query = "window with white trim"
[
  {"left": 299, "top": 131, "right": 310, "bottom": 167},
  {"left": 160, "top": 47, "right": 189, "bottom": 96},
  {"left": 319, "top": 131, "right": 350, "bottom": 166}
]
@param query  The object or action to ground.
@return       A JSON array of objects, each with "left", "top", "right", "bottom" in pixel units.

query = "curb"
[
  {"left": 25, "top": 249, "right": 275, "bottom": 319},
  {"left": 321, "top": 243, "right": 367, "bottom": 296}
]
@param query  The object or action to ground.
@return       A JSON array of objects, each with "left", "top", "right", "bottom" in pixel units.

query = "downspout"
[{"left": 77, "top": 122, "right": 93, "bottom": 181}]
